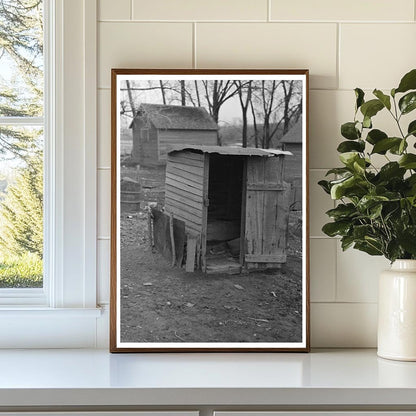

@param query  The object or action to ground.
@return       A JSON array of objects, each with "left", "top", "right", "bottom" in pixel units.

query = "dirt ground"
[{"left": 120, "top": 207, "right": 303, "bottom": 344}]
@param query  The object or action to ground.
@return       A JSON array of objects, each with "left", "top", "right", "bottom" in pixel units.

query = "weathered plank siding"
[
  {"left": 165, "top": 151, "right": 205, "bottom": 236},
  {"left": 158, "top": 130, "right": 217, "bottom": 161},
  {"left": 244, "top": 157, "right": 290, "bottom": 269}
]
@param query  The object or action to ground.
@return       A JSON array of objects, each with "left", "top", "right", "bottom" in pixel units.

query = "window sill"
[
  {"left": 0, "top": 349, "right": 415, "bottom": 410},
  {"left": 0, "top": 307, "right": 104, "bottom": 348},
  {"left": 0, "top": 306, "right": 102, "bottom": 316}
]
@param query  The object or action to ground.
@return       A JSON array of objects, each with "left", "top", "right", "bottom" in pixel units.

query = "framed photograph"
[{"left": 110, "top": 69, "right": 310, "bottom": 352}]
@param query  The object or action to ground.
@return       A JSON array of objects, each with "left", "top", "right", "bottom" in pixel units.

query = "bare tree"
[
  {"left": 159, "top": 80, "right": 166, "bottom": 105},
  {"left": 194, "top": 80, "right": 201, "bottom": 107},
  {"left": 202, "top": 80, "right": 239, "bottom": 145},
  {"left": 234, "top": 81, "right": 252, "bottom": 148},
  {"left": 125, "top": 80, "right": 136, "bottom": 116},
  {"left": 180, "top": 80, "right": 186, "bottom": 105},
  {"left": 251, "top": 80, "right": 302, "bottom": 149}
]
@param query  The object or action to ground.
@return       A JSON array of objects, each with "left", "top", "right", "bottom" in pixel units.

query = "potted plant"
[{"left": 319, "top": 68, "right": 416, "bottom": 361}]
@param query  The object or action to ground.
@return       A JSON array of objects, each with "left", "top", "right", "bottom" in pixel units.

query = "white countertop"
[{"left": 0, "top": 348, "right": 416, "bottom": 408}]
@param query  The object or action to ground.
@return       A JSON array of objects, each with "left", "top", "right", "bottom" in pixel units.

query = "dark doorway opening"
[{"left": 206, "top": 155, "right": 244, "bottom": 274}]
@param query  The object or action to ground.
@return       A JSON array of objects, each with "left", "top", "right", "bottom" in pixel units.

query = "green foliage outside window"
[{"left": 0, "top": 0, "right": 44, "bottom": 288}]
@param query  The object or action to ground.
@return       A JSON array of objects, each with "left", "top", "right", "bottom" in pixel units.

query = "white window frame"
[{"left": 0, "top": 0, "right": 101, "bottom": 348}]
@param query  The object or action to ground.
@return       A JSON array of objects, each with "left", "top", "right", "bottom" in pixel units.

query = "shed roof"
[
  {"left": 168, "top": 144, "right": 292, "bottom": 157},
  {"left": 131, "top": 104, "right": 218, "bottom": 131},
  {"left": 281, "top": 118, "right": 302, "bottom": 144}
]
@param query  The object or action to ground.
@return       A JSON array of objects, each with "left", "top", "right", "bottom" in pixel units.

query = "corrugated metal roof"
[
  {"left": 168, "top": 144, "right": 292, "bottom": 157},
  {"left": 131, "top": 104, "right": 218, "bottom": 131}
]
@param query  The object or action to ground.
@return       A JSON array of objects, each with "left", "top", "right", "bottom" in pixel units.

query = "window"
[
  {"left": 0, "top": 0, "right": 101, "bottom": 348},
  {"left": 0, "top": 0, "right": 44, "bottom": 291}
]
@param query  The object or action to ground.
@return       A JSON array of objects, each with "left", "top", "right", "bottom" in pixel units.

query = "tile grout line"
[
  {"left": 192, "top": 22, "right": 197, "bottom": 69},
  {"left": 267, "top": 0, "right": 271, "bottom": 22},
  {"left": 97, "top": 19, "right": 416, "bottom": 24},
  {"left": 130, "top": 0, "right": 133, "bottom": 20},
  {"left": 336, "top": 22, "right": 340, "bottom": 90},
  {"left": 333, "top": 230, "right": 338, "bottom": 303}
]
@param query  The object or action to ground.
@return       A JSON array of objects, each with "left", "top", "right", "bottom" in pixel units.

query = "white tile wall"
[
  {"left": 196, "top": 23, "right": 338, "bottom": 89},
  {"left": 132, "top": 0, "right": 268, "bottom": 21},
  {"left": 339, "top": 24, "right": 416, "bottom": 90},
  {"left": 310, "top": 239, "right": 336, "bottom": 302},
  {"left": 271, "top": 0, "right": 415, "bottom": 22},
  {"left": 98, "top": 22, "right": 193, "bottom": 88},
  {"left": 99, "top": 0, "right": 131, "bottom": 21},
  {"left": 311, "top": 303, "right": 378, "bottom": 347},
  {"left": 96, "top": 0, "right": 416, "bottom": 347}
]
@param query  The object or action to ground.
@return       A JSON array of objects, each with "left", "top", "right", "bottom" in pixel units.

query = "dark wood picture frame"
[{"left": 110, "top": 69, "right": 310, "bottom": 352}]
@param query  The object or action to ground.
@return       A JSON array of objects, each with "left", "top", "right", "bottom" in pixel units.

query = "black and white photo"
[{"left": 110, "top": 69, "right": 309, "bottom": 352}]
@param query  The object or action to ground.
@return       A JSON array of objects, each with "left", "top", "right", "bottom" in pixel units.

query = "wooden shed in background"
[
  {"left": 164, "top": 145, "right": 293, "bottom": 274},
  {"left": 129, "top": 104, "right": 218, "bottom": 166},
  {"left": 281, "top": 118, "right": 303, "bottom": 210}
]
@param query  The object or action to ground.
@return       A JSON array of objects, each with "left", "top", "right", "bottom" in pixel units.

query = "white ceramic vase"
[{"left": 378, "top": 259, "right": 416, "bottom": 361}]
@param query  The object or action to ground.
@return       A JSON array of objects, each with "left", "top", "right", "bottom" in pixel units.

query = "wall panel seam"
[
  {"left": 336, "top": 23, "right": 340, "bottom": 90},
  {"left": 267, "top": 0, "right": 271, "bottom": 22},
  {"left": 96, "top": 19, "right": 416, "bottom": 24},
  {"left": 193, "top": 22, "right": 197, "bottom": 68}
]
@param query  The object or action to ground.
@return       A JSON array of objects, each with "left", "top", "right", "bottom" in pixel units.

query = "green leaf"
[
  {"left": 357, "top": 195, "right": 389, "bottom": 211},
  {"left": 360, "top": 99, "right": 384, "bottom": 119},
  {"left": 330, "top": 175, "right": 363, "bottom": 200},
  {"left": 325, "top": 167, "right": 351, "bottom": 176},
  {"left": 390, "top": 139, "right": 408, "bottom": 155},
  {"left": 341, "top": 122, "right": 360, "bottom": 140},
  {"left": 318, "top": 180, "right": 331, "bottom": 194},
  {"left": 366, "top": 129, "right": 388, "bottom": 145},
  {"left": 399, "top": 153, "right": 416, "bottom": 169},
  {"left": 355, "top": 88, "right": 365, "bottom": 110},
  {"left": 373, "top": 89, "right": 391, "bottom": 110},
  {"left": 371, "top": 137, "right": 402, "bottom": 154},
  {"left": 396, "top": 69, "right": 416, "bottom": 94},
  {"left": 337, "top": 140, "right": 365, "bottom": 153},
  {"left": 399, "top": 92, "right": 416, "bottom": 115},
  {"left": 377, "top": 162, "right": 406, "bottom": 181},
  {"left": 386, "top": 240, "right": 402, "bottom": 262},
  {"left": 339, "top": 151, "right": 360, "bottom": 167},
  {"left": 407, "top": 120, "right": 416, "bottom": 137},
  {"left": 341, "top": 235, "right": 355, "bottom": 251},
  {"left": 326, "top": 203, "right": 356, "bottom": 220},
  {"left": 354, "top": 241, "right": 383, "bottom": 256},
  {"left": 362, "top": 115, "right": 372, "bottom": 129},
  {"left": 398, "top": 226, "right": 416, "bottom": 255},
  {"left": 322, "top": 221, "right": 351, "bottom": 237},
  {"left": 369, "top": 203, "right": 383, "bottom": 219}
]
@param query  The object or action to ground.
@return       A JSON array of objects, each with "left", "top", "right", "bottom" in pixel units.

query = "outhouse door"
[{"left": 244, "top": 156, "right": 291, "bottom": 269}]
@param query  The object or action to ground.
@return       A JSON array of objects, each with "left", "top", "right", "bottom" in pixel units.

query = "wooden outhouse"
[
  {"left": 281, "top": 118, "right": 303, "bottom": 210},
  {"left": 164, "top": 145, "right": 293, "bottom": 274},
  {"left": 129, "top": 104, "right": 218, "bottom": 166}
]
